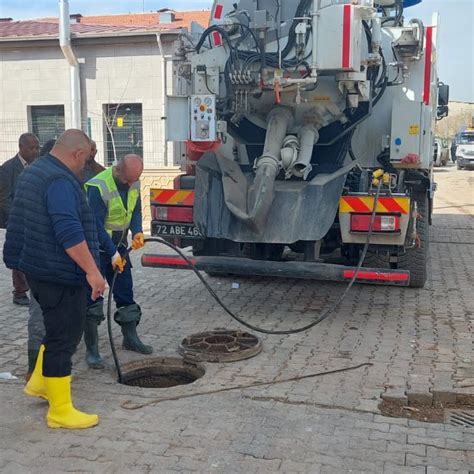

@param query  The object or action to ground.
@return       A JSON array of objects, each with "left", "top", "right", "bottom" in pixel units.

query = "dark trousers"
[
  {"left": 87, "top": 252, "right": 135, "bottom": 310},
  {"left": 27, "top": 277, "right": 86, "bottom": 377},
  {"left": 12, "top": 269, "right": 29, "bottom": 297}
]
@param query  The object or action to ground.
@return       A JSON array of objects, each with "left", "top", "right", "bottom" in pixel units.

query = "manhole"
[
  {"left": 120, "top": 357, "right": 205, "bottom": 388},
  {"left": 178, "top": 329, "right": 263, "bottom": 362},
  {"left": 446, "top": 409, "right": 474, "bottom": 428}
]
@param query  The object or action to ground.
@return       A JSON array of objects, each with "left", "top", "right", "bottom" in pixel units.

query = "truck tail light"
[
  {"left": 154, "top": 206, "right": 193, "bottom": 223},
  {"left": 351, "top": 214, "right": 401, "bottom": 233}
]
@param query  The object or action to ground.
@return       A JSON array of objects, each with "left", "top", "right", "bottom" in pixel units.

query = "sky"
[{"left": 0, "top": 0, "right": 473, "bottom": 102}]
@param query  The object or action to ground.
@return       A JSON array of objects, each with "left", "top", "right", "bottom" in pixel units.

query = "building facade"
[{"left": 0, "top": 11, "right": 209, "bottom": 225}]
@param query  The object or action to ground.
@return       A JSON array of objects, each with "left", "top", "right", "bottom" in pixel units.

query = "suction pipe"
[
  {"left": 59, "top": 0, "right": 81, "bottom": 129},
  {"left": 290, "top": 125, "right": 319, "bottom": 179},
  {"left": 226, "top": 107, "right": 293, "bottom": 232}
]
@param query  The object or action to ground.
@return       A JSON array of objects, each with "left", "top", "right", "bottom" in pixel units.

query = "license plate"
[{"left": 154, "top": 223, "right": 203, "bottom": 238}]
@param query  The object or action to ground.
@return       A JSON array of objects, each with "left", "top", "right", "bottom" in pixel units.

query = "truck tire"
[
  {"left": 363, "top": 250, "right": 390, "bottom": 269},
  {"left": 396, "top": 192, "right": 429, "bottom": 288},
  {"left": 363, "top": 192, "right": 429, "bottom": 288}
]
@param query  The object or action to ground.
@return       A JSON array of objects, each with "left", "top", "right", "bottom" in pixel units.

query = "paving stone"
[
  {"left": 0, "top": 166, "right": 473, "bottom": 471},
  {"left": 384, "top": 464, "right": 425, "bottom": 474}
]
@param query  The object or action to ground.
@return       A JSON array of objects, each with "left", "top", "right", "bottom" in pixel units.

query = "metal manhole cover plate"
[
  {"left": 445, "top": 409, "right": 474, "bottom": 428},
  {"left": 178, "top": 329, "right": 263, "bottom": 363}
]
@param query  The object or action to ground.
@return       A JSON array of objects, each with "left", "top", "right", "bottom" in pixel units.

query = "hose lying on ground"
[{"left": 107, "top": 183, "right": 383, "bottom": 383}]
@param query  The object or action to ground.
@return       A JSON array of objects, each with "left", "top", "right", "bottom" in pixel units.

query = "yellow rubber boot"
[
  {"left": 24, "top": 344, "right": 47, "bottom": 400},
  {"left": 45, "top": 376, "right": 99, "bottom": 429}
]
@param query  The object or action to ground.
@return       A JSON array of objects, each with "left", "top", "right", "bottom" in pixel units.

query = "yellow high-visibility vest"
[{"left": 85, "top": 167, "right": 140, "bottom": 237}]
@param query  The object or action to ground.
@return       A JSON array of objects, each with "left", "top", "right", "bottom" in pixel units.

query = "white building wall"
[
  {"left": 0, "top": 36, "right": 179, "bottom": 171},
  {"left": 0, "top": 36, "right": 182, "bottom": 227},
  {"left": 0, "top": 47, "right": 69, "bottom": 159}
]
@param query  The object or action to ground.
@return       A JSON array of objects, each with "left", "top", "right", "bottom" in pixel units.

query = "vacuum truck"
[{"left": 143, "top": 0, "right": 449, "bottom": 288}]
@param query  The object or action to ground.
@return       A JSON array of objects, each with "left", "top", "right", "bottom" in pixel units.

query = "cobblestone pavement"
[{"left": 0, "top": 164, "right": 473, "bottom": 473}]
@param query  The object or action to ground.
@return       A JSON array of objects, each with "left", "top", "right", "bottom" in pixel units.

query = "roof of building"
[
  {"left": 61, "top": 10, "right": 211, "bottom": 29},
  {"left": 0, "top": 10, "right": 210, "bottom": 41}
]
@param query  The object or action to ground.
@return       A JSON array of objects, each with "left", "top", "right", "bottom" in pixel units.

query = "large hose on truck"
[
  {"left": 107, "top": 182, "right": 383, "bottom": 383},
  {"left": 224, "top": 107, "right": 294, "bottom": 233}
]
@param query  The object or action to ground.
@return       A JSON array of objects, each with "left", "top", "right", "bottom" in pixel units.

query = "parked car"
[
  {"left": 456, "top": 129, "right": 474, "bottom": 170},
  {"left": 433, "top": 137, "right": 449, "bottom": 167}
]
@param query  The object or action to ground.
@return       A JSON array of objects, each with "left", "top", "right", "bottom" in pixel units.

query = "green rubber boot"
[
  {"left": 84, "top": 320, "right": 104, "bottom": 369},
  {"left": 121, "top": 322, "right": 153, "bottom": 354},
  {"left": 116, "top": 304, "right": 153, "bottom": 354}
]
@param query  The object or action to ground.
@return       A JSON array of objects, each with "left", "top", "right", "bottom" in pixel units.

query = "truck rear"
[{"left": 145, "top": 0, "right": 449, "bottom": 288}]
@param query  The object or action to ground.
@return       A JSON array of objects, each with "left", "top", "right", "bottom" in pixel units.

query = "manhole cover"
[
  {"left": 178, "top": 329, "right": 263, "bottom": 362},
  {"left": 446, "top": 409, "right": 474, "bottom": 428},
  {"left": 120, "top": 357, "right": 205, "bottom": 388}
]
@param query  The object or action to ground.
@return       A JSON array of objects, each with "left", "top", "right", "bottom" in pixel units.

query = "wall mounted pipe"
[
  {"left": 59, "top": 0, "right": 81, "bottom": 129},
  {"left": 156, "top": 33, "right": 170, "bottom": 167}
]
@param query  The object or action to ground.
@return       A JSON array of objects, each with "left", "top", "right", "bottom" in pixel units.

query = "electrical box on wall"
[{"left": 190, "top": 94, "right": 217, "bottom": 142}]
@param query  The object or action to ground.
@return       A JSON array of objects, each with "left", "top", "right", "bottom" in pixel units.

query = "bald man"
[
  {"left": 3, "top": 129, "right": 106, "bottom": 430},
  {"left": 84, "top": 154, "right": 151, "bottom": 369}
]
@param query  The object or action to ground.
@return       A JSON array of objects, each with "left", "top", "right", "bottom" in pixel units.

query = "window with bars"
[
  {"left": 103, "top": 103, "right": 143, "bottom": 166},
  {"left": 29, "top": 105, "right": 65, "bottom": 146}
]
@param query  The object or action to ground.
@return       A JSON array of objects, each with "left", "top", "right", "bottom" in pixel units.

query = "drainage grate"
[
  {"left": 120, "top": 357, "right": 205, "bottom": 389},
  {"left": 179, "top": 329, "right": 262, "bottom": 362},
  {"left": 446, "top": 410, "right": 474, "bottom": 428}
]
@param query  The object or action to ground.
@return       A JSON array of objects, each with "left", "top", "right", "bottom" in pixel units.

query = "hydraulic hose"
[
  {"left": 106, "top": 183, "right": 383, "bottom": 382},
  {"left": 106, "top": 269, "right": 123, "bottom": 382}
]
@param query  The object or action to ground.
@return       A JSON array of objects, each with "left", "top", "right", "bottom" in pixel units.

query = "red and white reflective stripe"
[
  {"left": 142, "top": 255, "right": 196, "bottom": 267},
  {"left": 423, "top": 26, "right": 433, "bottom": 105},
  {"left": 342, "top": 4, "right": 352, "bottom": 69},
  {"left": 350, "top": 214, "right": 401, "bottom": 233},
  {"left": 214, "top": 3, "right": 224, "bottom": 20},
  {"left": 343, "top": 270, "right": 410, "bottom": 282},
  {"left": 212, "top": 31, "right": 222, "bottom": 47}
]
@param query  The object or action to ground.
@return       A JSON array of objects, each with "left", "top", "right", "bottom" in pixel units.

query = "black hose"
[
  {"left": 107, "top": 183, "right": 382, "bottom": 381},
  {"left": 106, "top": 269, "right": 123, "bottom": 383}
]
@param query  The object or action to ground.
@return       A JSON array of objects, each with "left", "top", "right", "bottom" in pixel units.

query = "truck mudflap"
[
  {"left": 141, "top": 254, "right": 411, "bottom": 286},
  {"left": 194, "top": 153, "right": 354, "bottom": 244}
]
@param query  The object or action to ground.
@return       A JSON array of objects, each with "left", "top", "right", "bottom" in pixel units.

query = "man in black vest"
[
  {"left": 3, "top": 129, "right": 106, "bottom": 430},
  {"left": 0, "top": 133, "right": 40, "bottom": 305}
]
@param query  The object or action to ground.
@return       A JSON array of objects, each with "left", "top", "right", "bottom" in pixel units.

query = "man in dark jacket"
[
  {"left": 3, "top": 129, "right": 106, "bottom": 430},
  {"left": 0, "top": 133, "right": 40, "bottom": 305},
  {"left": 82, "top": 140, "right": 105, "bottom": 183},
  {"left": 451, "top": 139, "right": 457, "bottom": 163}
]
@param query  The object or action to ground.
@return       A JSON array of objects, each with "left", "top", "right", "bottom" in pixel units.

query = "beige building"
[
  {"left": 0, "top": 11, "right": 209, "bottom": 225},
  {"left": 436, "top": 101, "right": 474, "bottom": 138}
]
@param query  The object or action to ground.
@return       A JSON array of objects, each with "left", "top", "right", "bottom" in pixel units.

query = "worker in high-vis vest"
[{"left": 84, "top": 154, "right": 152, "bottom": 369}]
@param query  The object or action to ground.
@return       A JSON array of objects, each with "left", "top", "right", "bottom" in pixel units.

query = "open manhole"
[
  {"left": 120, "top": 357, "right": 205, "bottom": 388},
  {"left": 178, "top": 329, "right": 262, "bottom": 362}
]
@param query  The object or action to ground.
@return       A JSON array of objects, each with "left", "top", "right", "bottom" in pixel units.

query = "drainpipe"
[
  {"left": 59, "top": 0, "right": 81, "bottom": 129},
  {"left": 156, "top": 33, "right": 169, "bottom": 166}
]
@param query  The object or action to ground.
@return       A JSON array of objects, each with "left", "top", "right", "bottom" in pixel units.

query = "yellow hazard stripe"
[
  {"left": 150, "top": 189, "right": 195, "bottom": 206},
  {"left": 339, "top": 196, "right": 410, "bottom": 214}
]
